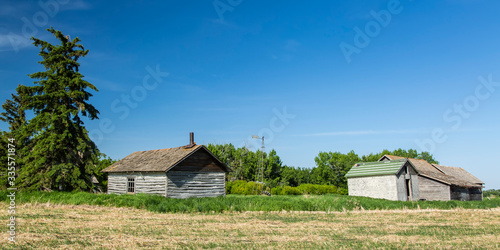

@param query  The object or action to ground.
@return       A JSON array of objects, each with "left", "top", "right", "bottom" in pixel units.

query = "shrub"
[
  {"left": 484, "top": 189, "right": 500, "bottom": 198},
  {"left": 227, "top": 181, "right": 263, "bottom": 195},
  {"left": 280, "top": 186, "right": 302, "bottom": 195},
  {"left": 271, "top": 184, "right": 346, "bottom": 195},
  {"left": 271, "top": 186, "right": 283, "bottom": 195}
]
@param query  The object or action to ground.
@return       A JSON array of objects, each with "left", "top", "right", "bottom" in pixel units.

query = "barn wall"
[
  {"left": 107, "top": 173, "right": 127, "bottom": 195},
  {"left": 348, "top": 175, "right": 398, "bottom": 200},
  {"left": 107, "top": 172, "right": 167, "bottom": 196},
  {"left": 394, "top": 163, "right": 420, "bottom": 201},
  {"left": 409, "top": 165, "right": 419, "bottom": 201},
  {"left": 170, "top": 149, "right": 225, "bottom": 172},
  {"left": 468, "top": 187, "right": 483, "bottom": 201},
  {"left": 450, "top": 186, "right": 470, "bottom": 201},
  {"left": 167, "top": 171, "right": 225, "bottom": 198},
  {"left": 418, "top": 176, "right": 450, "bottom": 201},
  {"left": 396, "top": 172, "right": 407, "bottom": 201}
]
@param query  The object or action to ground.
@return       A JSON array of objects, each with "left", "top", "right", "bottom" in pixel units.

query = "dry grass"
[{"left": 1, "top": 203, "right": 499, "bottom": 249}]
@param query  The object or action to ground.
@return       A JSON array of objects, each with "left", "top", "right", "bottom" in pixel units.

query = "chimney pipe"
[{"left": 183, "top": 132, "right": 196, "bottom": 149}]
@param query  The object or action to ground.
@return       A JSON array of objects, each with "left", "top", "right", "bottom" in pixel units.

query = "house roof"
[
  {"left": 380, "top": 155, "right": 482, "bottom": 188},
  {"left": 345, "top": 159, "right": 413, "bottom": 178},
  {"left": 101, "top": 144, "right": 231, "bottom": 173}
]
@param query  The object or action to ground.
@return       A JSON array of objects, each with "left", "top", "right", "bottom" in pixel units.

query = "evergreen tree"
[
  {"left": 0, "top": 89, "right": 28, "bottom": 188},
  {"left": 0, "top": 91, "right": 26, "bottom": 133},
  {"left": 17, "top": 27, "right": 100, "bottom": 191}
]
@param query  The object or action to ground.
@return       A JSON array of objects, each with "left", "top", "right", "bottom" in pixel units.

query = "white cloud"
[
  {"left": 297, "top": 129, "right": 426, "bottom": 137},
  {"left": 0, "top": 33, "right": 31, "bottom": 52},
  {"left": 60, "top": 0, "right": 92, "bottom": 11}
]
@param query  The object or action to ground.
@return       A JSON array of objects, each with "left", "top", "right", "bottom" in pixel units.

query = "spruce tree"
[
  {"left": 17, "top": 27, "right": 100, "bottom": 191},
  {"left": 0, "top": 91, "right": 26, "bottom": 133},
  {"left": 0, "top": 90, "right": 27, "bottom": 188}
]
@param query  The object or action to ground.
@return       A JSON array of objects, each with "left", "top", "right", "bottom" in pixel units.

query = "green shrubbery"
[
  {"left": 226, "top": 180, "right": 264, "bottom": 195},
  {"left": 271, "top": 183, "right": 347, "bottom": 195},
  {"left": 484, "top": 189, "right": 500, "bottom": 198},
  {"left": 225, "top": 181, "right": 346, "bottom": 196}
]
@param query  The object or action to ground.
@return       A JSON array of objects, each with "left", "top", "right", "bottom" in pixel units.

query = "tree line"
[{"left": 207, "top": 143, "right": 437, "bottom": 189}]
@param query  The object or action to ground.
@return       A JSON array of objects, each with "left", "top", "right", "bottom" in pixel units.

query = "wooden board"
[{"left": 167, "top": 171, "right": 226, "bottom": 198}]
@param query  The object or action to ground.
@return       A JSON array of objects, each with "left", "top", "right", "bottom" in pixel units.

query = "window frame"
[{"left": 127, "top": 177, "right": 135, "bottom": 193}]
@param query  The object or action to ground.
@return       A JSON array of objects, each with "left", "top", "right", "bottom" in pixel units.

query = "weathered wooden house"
[
  {"left": 102, "top": 133, "right": 231, "bottom": 198},
  {"left": 346, "top": 159, "right": 420, "bottom": 201},
  {"left": 379, "top": 155, "right": 483, "bottom": 201},
  {"left": 346, "top": 155, "right": 484, "bottom": 201}
]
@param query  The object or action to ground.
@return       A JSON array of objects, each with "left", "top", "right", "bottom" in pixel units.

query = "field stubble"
[{"left": 1, "top": 202, "right": 499, "bottom": 249}]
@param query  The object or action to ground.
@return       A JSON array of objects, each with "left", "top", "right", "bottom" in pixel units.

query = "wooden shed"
[
  {"left": 102, "top": 134, "right": 231, "bottom": 198},
  {"left": 379, "top": 155, "right": 483, "bottom": 201},
  {"left": 346, "top": 159, "right": 420, "bottom": 201}
]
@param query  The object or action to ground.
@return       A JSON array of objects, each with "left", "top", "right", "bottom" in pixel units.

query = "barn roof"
[
  {"left": 432, "top": 164, "right": 484, "bottom": 185},
  {"left": 345, "top": 159, "right": 414, "bottom": 178},
  {"left": 380, "top": 155, "right": 482, "bottom": 188},
  {"left": 101, "top": 144, "right": 231, "bottom": 173}
]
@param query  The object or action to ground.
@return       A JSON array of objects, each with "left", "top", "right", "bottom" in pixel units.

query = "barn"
[
  {"left": 102, "top": 133, "right": 231, "bottom": 198},
  {"left": 346, "top": 155, "right": 484, "bottom": 201},
  {"left": 379, "top": 155, "right": 483, "bottom": 201},
  {"left": 346, "top": 159, "right": 420, "bottom": 201}
]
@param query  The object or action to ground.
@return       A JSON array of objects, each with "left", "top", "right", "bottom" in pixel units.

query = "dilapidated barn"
[
  {"left": 102, "top": 133, "right": 231, "bottom": 198},
  {"left": 379, "top": 155, "right": 483, "bottom": 201},
  {"left": 346, "top": 159, "right": 420, "bottom": 201},
  {"left": 346, "top": 155, "right": 483, "bottom": 201}
]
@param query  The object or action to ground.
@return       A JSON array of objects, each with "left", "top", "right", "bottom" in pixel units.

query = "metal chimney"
[{"left": 183, "top": 132, "right": 196, "bottom": 149}]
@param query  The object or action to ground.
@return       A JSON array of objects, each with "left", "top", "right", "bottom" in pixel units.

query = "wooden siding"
[
  {"left": 450, "top": 186, "right": 483, "bottom": 201},
  {"left": 167, "top": 171, "right": 225, "bottom": 198},
  {"left": 418, "top": 175, "right": 450, "bottom": 201},
  {"left": 469, "top": 187, "right": 483, "bottom": 201},
  {"left": 450, "top": 186, "right": 469, "bottom": 201},
  {"left": 170, "top": 150, "right": 225, "bottom": 172},
  {"left": 107, "top": 174, "right": 128, "bottom": 195},
  {"left": 107, "top": 172, "right": 167, "bottom": 196},
  {"left": 395, "top": 163, "right": 419, "bottom": 201}
]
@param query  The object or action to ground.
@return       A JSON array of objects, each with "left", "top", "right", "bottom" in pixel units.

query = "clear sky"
[{"left": 1, "top": 0, "right": 499, "bottom": 189}]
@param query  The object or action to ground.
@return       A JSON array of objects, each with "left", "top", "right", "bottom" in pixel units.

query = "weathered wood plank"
[
  {"left": 166, "top": 171, "right": 225, "bottom": 198},
  {"left": 107, "top": 172, "right": 167, "bottom": 196}
]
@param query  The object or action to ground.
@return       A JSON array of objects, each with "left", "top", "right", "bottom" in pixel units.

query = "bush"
[
  {"left": 297, "top": 184, "right": 335, "bottom": 195},
  {"left": 226, "top": 181, "right": 263, "bottom": 195},
  {"left": 271, "top": 184, "right": 346, "bottom": 195},
  {"left": 484, "top": 189, "right": 500, "bottom": 198},
  {"left": 271, "top": 186, "right": 283, "bottom": 195},
  {"left": 228, "top": 182, "right": 347, "bottom": 196},
  {"left": 280, "top": 186, "right": 302, "bottom": 195}
]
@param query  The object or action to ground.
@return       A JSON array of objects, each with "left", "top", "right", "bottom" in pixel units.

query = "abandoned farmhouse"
[
  {"left": 346, "top": 155, "right": 484, "bottom": 201},
  {"left": 102, "top": 133, "right": 231, "bottom": 198}
]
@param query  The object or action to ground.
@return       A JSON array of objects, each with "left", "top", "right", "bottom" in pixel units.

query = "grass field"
[
  {"left": 2, "top": 191, "right": 500, "bottom": 213},
  {"left": 1, "top": 202, "right": 499, "bottom": 249}
]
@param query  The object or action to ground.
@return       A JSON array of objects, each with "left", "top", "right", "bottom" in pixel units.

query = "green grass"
[{"left": 1, "top": 190, "right": 499, "bottom": 213}]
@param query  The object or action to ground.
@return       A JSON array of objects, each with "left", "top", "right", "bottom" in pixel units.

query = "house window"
[{"left": 127, "top": 177, "right": 135, "bottom": 193}]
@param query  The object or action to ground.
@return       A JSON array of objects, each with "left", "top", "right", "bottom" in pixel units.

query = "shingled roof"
[
  {"left": 379, "top": 155, "right": 482, "bottom": 188},
  {"left": 346, "top": 159, "right": 416, "bottom": 178},
  {"left": 102, "top": 144, "right": 231, "bottom": 173},
  {"left": 432, "top": 164, "right": 484, "bottom": 185}
]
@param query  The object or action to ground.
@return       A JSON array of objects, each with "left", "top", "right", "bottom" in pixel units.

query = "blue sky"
[{"left": 1, "top": 0, "right": 499, "bottom": 189}]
